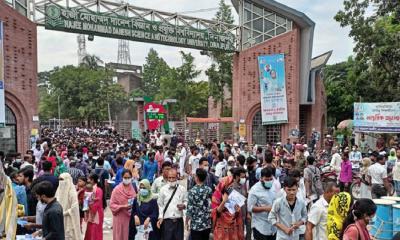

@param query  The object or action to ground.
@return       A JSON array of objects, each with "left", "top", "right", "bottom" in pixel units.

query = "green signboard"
[
  {"left": 45, "top": 4, "right": 236, "bottom": 52},
  {"left": 146, "top": 112, "right": 166, "bottom": 120}
]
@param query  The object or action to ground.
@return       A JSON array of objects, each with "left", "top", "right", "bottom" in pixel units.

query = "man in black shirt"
[{"left": 34, "top": 181, "right": 65, "bottom": 240}]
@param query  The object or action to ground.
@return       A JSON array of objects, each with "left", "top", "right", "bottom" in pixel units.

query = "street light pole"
[{"left": 58, "top": 95, "right": 61, "bottom": 130}]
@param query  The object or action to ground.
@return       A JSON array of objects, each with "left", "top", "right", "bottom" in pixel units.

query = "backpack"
[{"left": 309, "top": 166, "right": 324, "bottom": 196}]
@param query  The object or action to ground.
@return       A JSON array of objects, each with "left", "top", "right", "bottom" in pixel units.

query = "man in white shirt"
[
  {"left": 157, "top": 168, "right": 187, "bottom": 240},
  {"left": 32, "top": 144, "right": 44, "bottom": 163},
  {"left": 350, "top": 145, "right": 362, "bottom": 172},
  {"left": 177, "top": 144, "right": 187, "bottom": 178},
  {"left": 20, "top": 155, "right": 34, "bottom": 169},
  {"left": 188, "top": 147, "right": 202, "bottom": 175},
  {"left": 152, "top": 161, "right": 172, "bottom": 198},
  {"left": 305, "top": 181, "right": 339, "bottom": 240},
  {"left": 368, "top": 155, "right": 390, "bottom": 199},
  {"left": 330, "top": 147, "right": 342, "bottom": 175}
]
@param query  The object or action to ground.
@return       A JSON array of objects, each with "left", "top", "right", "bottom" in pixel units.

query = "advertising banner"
[
  {"left": 0, "top": 21, "right": 5, "bottom": 127},
  {"left": 257, "top": 54, "right": 288, "bottom": 125},
  {"left": 354, "top": 102, "right": 400, "bottom": 133},
  {"left": 44, "top": 4, "right": 235, "bottom": 52}
]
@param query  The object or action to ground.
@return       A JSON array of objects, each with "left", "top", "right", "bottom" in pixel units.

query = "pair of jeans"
[{"left": 394, "top": 180, "right": 400, "bottom": 197}]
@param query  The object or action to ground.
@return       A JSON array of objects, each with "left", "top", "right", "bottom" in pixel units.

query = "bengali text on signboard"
[
  {"left": 45, "top": 4, "right": 236, "bottom": 52},
  {"left": 354, "top": 102, "right": 400, "bottom": 133}
]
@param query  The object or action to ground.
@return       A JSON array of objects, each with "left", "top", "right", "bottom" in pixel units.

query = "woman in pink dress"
[
  {"left": 110, "top": 169, "right": 137, "bottom": 240},
  {"left": 84, "top": 173, "right": 104, "bottom": 240}
]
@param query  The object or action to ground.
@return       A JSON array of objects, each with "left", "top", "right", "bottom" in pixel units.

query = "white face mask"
[
  {"left": 203, "top": 166, "right": 209, "bottom": 172},
  {"left": 122, "top": 178, "right": 132, "bottom": 185},
  {"left": 239, "top": 178, "right": 246, "bottom": 185},
  {"left": 169, "top": 181, "right": 177, "bottom": 188}
]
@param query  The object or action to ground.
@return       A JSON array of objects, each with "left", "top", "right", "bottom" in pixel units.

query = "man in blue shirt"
[
  {"left": 247, "top": 167, "right": 276, "bottom": 239},
  {"left": 268, "top": 176, "right": 307, "bottom": 240},
  {"left": 143, "top": 152, "right": 158, "bottom": 183},
  {"left": 113, "top": 157, "right": 125, "bottom": 188}
]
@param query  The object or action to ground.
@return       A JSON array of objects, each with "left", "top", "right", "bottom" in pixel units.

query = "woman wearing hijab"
[
  {"left": 55, "top": 173, "right": 82, "bottom": 240},
  {"left": 0, "top": 161, "right": 18, "bottom": 240},
  {"left": 110, "top": 169, "right": 136, "bottom": 240},
  {"left": 84, "top": 173, "right": 104, "bottom": 240},
  {"left": 129, "top": 179, "right": 160, "bottom": 240},
  {"left": 327, "top": 192, "right": 353, "bottom": 240},
  {"left": 54, "top": 157, "right": 67, "bottom": 177}
]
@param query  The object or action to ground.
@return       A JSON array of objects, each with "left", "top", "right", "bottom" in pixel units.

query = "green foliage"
[
  {"left": 325, "top": 0, "right": 400, "bottom": 127},
  {"left": 157, "top": 51, "right": 205, "bottom": 118},
  {"left": 205, "top": 0, "right": 234, "bottom": 116},
  {"left": 324, "top": 59, "right": 357, "bottom": 126},
  {"left": 38, "top": 60, "right": 127, "bottom": 122},
  {"left": 80, "top": 54, "right": 104, "bottom": 70},
  {"left": 142, "top": 48, "right": 170, "bottom": 97},
  {"left": 334, "top": 0, "right": 400, "bottom": 102}
]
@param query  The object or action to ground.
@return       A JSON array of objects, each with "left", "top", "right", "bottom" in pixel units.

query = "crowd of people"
[{"left": 1, "top": 127, "right": 400, "bottom": 240}]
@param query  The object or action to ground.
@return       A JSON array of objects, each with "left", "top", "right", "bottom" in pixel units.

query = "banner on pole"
[
  {"left": 354, "top": 102, "right": 400, "bottom": 133},
  {"left": 257, "top": 54, "right": 288, "bottom": 125},
  {"left": 0, "top": 22, "right": 6, "bottom": 127}
]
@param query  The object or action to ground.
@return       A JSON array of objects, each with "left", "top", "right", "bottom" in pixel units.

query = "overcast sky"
[{"left": 37, "top": 0, "right": 354, "bottom": 78}]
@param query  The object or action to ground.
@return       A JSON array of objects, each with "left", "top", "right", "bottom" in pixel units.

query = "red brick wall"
[
  {"left": 0, "top": 1, "right": 39, "bottom": 152},
  {"left": 310, "top": 70, "right": 327, "bottom": 149},
  {"left": 232, "top": 27, "right": 301, "bottom": 144}
]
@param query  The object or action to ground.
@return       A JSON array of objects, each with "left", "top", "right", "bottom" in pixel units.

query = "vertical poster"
[
  {"left": 0, "top": 21, "right": 5, "bottom": 127},
  {"left": 258, "top": 54, "right": 288, "bottom": 125}
]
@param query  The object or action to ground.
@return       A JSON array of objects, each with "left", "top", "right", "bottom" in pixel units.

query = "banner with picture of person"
[
  {"left": 257, "top": 54, "right": 288, "bottom": 125},
  {"left": 354, "top": 102, "right": 400, "bottom": 133}
]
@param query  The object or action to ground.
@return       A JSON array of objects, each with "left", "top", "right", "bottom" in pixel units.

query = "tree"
[
  {"left": 39, "top": 64, "right": 127, "bottom": 123},
  {"left": 80, "top": 54, "right": 104, "bottom": 69},
  {"left": 323, "top": 59, "right": 357, "bottom": 126},
  {"left": 142, "top": 48, "right": 170, "bottom": 97},
  {"left": 157, "top": 51, "right": 204, "bottom": 118},
  {"left": 335, "top": 0, "right": 400, "bottom": 102},
  {"left": 205, "top": 0, "right": 235, "bottom": 116}
]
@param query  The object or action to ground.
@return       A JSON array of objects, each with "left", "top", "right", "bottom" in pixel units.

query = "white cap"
[
  {"left": 303, "top": 144, "right": 308, "bottom": 148},
  {"left": 276, "top": 142, "right": 281, "bottom": 145},
  {"left": 233, "top": 143, "right": 239, "bottom": 147},
  {"left": 228, "top": 156, "right": 235, "bottom": 162}
]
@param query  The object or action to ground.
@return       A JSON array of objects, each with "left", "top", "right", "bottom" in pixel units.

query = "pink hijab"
[{"left": 109, "top": 183, "right": 136, "bottom": 217}]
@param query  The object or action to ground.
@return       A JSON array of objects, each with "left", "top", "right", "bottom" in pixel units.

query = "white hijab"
[{"left": 55, "top": 173, "right": 82, "bottom": 240}]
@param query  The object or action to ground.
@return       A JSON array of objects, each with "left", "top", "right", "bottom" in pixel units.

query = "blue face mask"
[
  {"left": 262, "top": 180, "right": 273, "bottom": 189},
  {"left": 139, "top": 188, "right": 149, "bottom": 196}
]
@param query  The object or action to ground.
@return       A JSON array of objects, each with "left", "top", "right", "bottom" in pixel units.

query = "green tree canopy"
[
  {"left": 335, "top": 0, "right": 400, "bottom": 102},
  {"left": 141, "top": 48, "right": 170, "bottom": 97},
  {"left": 39, "top": 61, "right": 127, "bottom": 122},
  {"left": 205, "top": 0, "right": 235, "bottom": 116}
]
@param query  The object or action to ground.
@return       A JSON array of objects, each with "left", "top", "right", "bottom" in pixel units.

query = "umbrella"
[{"left": 337, "top": 119, "right": 353, "bottom": 129}]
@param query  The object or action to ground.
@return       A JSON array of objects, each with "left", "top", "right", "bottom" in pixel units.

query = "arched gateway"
[{"left": 1, "top": 0, "right": 330, "bottom": 151}]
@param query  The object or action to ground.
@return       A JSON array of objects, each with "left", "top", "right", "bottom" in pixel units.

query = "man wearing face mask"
[
  {"left": 188, "top": 157, "right": 218, "bottom": 191},
  {"left": 32, "top": 181, "right": 65, "bottom": 240},
  {"left": 157, "top": 168, "right": 187, "bottom": 240},
  {"left": 247, "top": 167, "right": 276, "bottom": 240}
]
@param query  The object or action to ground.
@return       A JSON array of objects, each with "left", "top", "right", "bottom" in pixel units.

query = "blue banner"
[
  {"left": 258, "top": 54, "right": 288, "bottom": 125},
  {"left": 354, "top": 102, "right": 400, "bottom": 133},
  {"left": 0, "top": 21, "right": 5, "bottom": 127}
]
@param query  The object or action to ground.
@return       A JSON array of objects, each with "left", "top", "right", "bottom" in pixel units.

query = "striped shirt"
[{"left": 67, "top": 167, "right": 85, "bottom": 185}]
